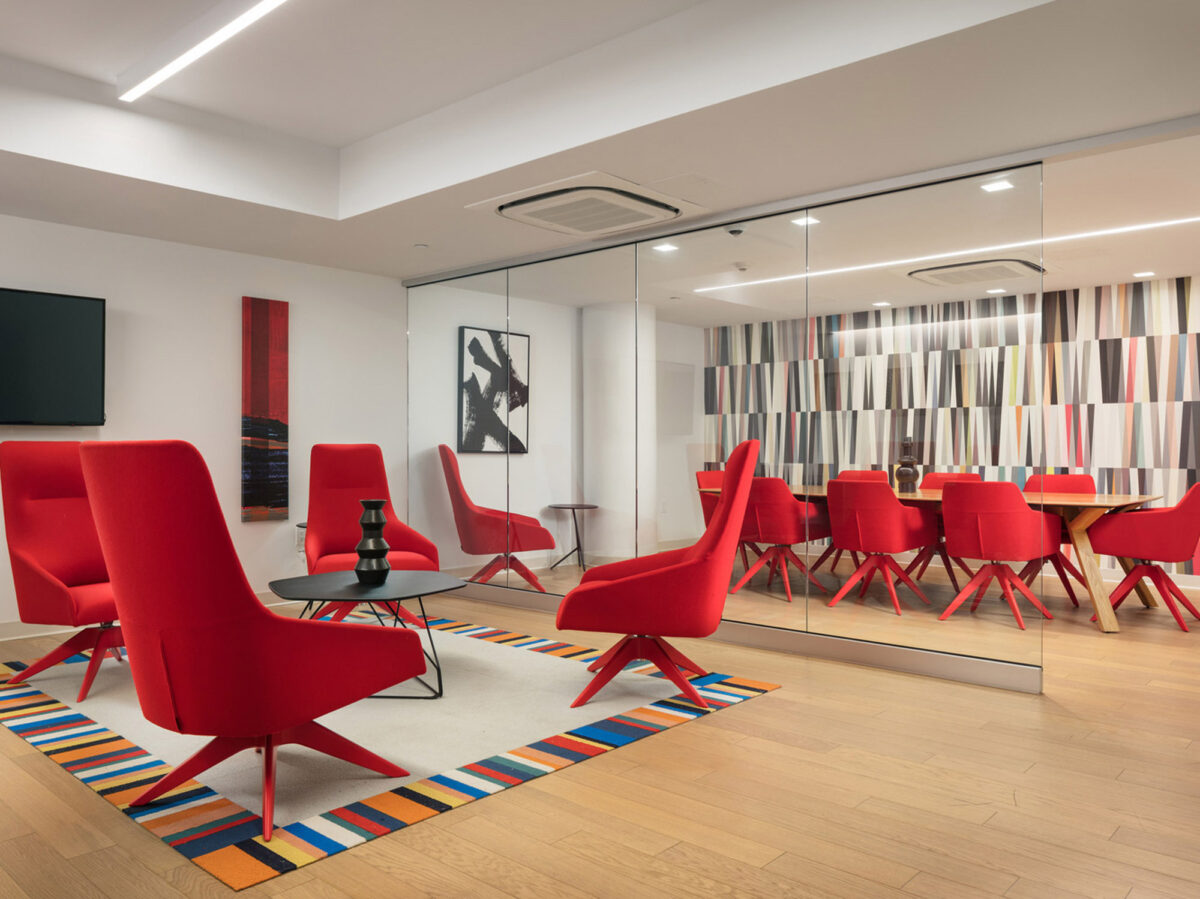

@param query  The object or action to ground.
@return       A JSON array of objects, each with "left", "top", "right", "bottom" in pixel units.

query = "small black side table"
[
  {"left": 548, "top": 503, "right": 599, "bottom": 571},
  {"left": 268, "top": 570, "right": 464, "bottom": 699}
]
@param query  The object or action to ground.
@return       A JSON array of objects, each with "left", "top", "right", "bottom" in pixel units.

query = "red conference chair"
[
  {"left": 80, "top": 440, "right": 425, "bottom": 841},
  {"left": 826, "top": 480, "right": 938, "bottom": 614},
  {"left": 306, "top": 444, "right": 439, "bottom": 623},
  {"left": 1088, "top": 485, "right": 1200, "bottom": 631},
  {"left": 730, "top": 478, "right": 830, "bottom": 602},
  {"left": 940, "top": 481, "right": 1057, "bottom": 629},
  {"left": 0, "top": 441, "right": 124, "bottom": 702},
  {"left": 903, "top": 471, "right": 980, "bottom": 592},
  {"left": 557, "top": 439, "right": 758, "bottom": 708},
  {"left": 810, "top": 469, "right": 891, "bottom": 575},
  {"left": 696, "top": 469, "right": 760, "bottom": 570},
  {"left": 438, "top": 444, "right": 555, "bottom": 591},
  {"left": 1018, "top": 473, "right": 1094, "bottom": 607}
]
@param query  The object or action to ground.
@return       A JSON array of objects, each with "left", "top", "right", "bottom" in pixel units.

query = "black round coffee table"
[
  {"left": 268, "top": 569, "right": 465, "bottom": 699},
  {"left": 548, "top": 503, "right": 599, "bottom": 571}
]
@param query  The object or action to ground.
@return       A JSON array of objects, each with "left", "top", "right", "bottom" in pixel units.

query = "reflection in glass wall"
[
  {"left": 407, "top": 133, "right": 1200, "bottom": 669},
  {"left": 407, "top": 271, "right": 515, "bottom": 588},
  {"left": 507, "top": 247, "right": 638, "bottom": 595}
]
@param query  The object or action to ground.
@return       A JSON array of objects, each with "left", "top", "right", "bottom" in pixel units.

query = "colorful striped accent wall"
[{"left": 704, "top": 277, "right": 1198, "bottom": 568}]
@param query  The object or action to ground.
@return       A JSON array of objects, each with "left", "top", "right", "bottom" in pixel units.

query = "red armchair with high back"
[
  {"left": 826, "top": 479, "right": 938, "bottom": 614},
  {"left": 306, "top": 444, "right": 438, "bottom": 621},
  {"left": 940, "top": 481, "right": 1058, "bottom": 629},
  {"left": 80, "top": 440, "right": 426, "bottom": 841},
  {"left": 438, "top": 444, "right": 555, "bottom": 591},
  {"left": 730, "top": 477, "right": 829, "bottom": 602},
  {"left": 557, "top": 439, "right": 759, "bottom": 708},
  {"left": 1018, "top": 473, "right": 1094, "bottom": 606},
  {"left": 0, "top": 441, "right": 124, "bottom": 701},
  {"left": 1088, "top": 484, "right": 1200, "bottom": 631},
  {"left": 903, "top": 471, "right": 980, "bottom": 592}
]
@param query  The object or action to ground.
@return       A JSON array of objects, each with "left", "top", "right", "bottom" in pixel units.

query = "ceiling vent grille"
[
  {"left": 908, "top": 258, "right": 1044, "bottom": 286},
  {"left": 498, "top": 187, "right": 680, "bottom": 236}
]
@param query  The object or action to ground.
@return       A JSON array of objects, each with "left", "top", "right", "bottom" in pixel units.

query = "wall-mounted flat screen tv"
[{"left": 0, "top": 287, "right": 105, "bottom": 426}]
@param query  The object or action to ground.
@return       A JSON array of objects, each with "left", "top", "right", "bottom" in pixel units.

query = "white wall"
[
  {"left": 0, "top": 213, "right": 407, "bottom": 631},
  {"left": 655, "top": 320, "right": 708, "bottom": 545},
  {"left": 406, "top": 282, "right": 582, "bottom": 576}
]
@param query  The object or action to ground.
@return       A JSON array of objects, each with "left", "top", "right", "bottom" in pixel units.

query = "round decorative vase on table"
[
  {"left": 355, "top": 499, "right": 390, "bottom": 585},
  {"left": 895, "top": 437, "right": 919, "bottom": 494}
]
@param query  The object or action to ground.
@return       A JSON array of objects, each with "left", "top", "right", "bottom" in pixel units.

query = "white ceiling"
[
  {"left": 0, "top": 0, "right": 1199, "bottom": 322},
  {"left": 0, "top": 0, "right": 706, "bottom": 146}
]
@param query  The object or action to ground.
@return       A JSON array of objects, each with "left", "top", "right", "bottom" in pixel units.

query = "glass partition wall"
[{"left": 409, "top": 167, "right": 1049, "bottom": 670}]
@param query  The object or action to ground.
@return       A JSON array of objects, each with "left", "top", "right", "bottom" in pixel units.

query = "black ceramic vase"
[
  {"left": 895, "top": 437, "right": 919, "bottom": 494},
  {"left": 354, "top": 499, "right": 390, "bottom": 585}
]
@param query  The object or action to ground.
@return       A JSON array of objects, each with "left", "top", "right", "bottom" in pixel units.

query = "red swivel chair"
[
  {"left": 306, "top": 444, "right": 439, "bottom": 622},
  {"left": 696, "top": 469, "right": 760, "bottom": 570},
  {"left": 826, "top": 480, "right": 938, "bottom": 614},
  {"left": 80, "top": 440, "right": 425, "bottom": 841},
  {"left": 730, "top": 478, "right": 829, "bottom": 602},
  {"left": 940, "top": 482, "right": 1057, "bottom": 629},
  {"left": 0, "top": 441, "right": 124, "bottom": 701},
  {"left": 1088, "top": 485, "right": 1200, "bottom": 631},
  {"left": 810, "top": 469, "right": 891, "bottom": 575},
  {"left": 438, "top": 445, "right": 555, "bottom": 591},
  {"left": 1018, "top": 473, "right": 1094, "bottom": 607},
  {"left": 557, "top": 439, "right": 758, "bottom": 708},
  {"left": 903, "top": 472, "right": 980, "bottom": 592}
]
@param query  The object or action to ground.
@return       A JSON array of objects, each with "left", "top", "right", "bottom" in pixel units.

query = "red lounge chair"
[
  {"left": 940, "top": 481, "right": 1058, "bottom": 629},
  {"left": 80, "top": 440, "right": 425, "bottom": 841},
  {"left": 438, "top": 444, "right": 555, "bottom": 591},
  {"left": 1088, "top": 484, "right": 1200, "bottom": 631},
  {"left": 306, "top": 443, "right": 438, "bottom": 623},
  {"left": 730, "top": 477, "right": 830, "bottom": 602},
  {"left": 810, "top": 470, "right": 889, "bottom": 574},
  {"left": 826, "top": 479, "right": 938, "bottom": 615},
  {"left": 0, "top": 441, "right": 124, "bottom": 701},
  {"left": 556, "top": 439, "right": 758, "bottom": 708}
]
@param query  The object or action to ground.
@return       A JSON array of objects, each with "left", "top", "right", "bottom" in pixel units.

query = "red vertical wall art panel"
[{"left": 241, "top": 296, "right": 289, "bottom": 521}]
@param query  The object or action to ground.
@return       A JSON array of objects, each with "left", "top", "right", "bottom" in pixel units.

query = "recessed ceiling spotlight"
[
  {"left": 981, "top": 179, "right": 1014, "bottom": 193},
  {"left": 653, "top": 243, "right": 679, "bottom": 253},
  {"left": 1133, "top": 271, "right": 1155, "bottom": 278},
  {"left": 986, "top": 288, "right": 1007, "bottom": 294},
  {"left": 118, "top": 0, "right": 293, "bottom": 102},
  {"left": 872, "top": 301, "right": 892, "bottom": 307},
  {"left": 791, "top": 216, "right": 820, "bottom": 226},
  {"left": 413, "top": 243, "right": 429, "bottom": 249}
]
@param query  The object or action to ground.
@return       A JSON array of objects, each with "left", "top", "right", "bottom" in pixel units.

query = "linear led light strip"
[
  {"left": 118, "top": 0, "right": 291, "bottom": 102},
  {"left": 693, "top": 215, "right": 1200, "bottom": 293}
]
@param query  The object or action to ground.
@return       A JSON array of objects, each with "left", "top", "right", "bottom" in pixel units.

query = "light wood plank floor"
[{"left": 0, "top": 593, "right": 1197, "bottom": 898}]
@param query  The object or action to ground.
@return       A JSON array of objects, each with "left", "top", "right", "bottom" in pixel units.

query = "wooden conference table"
[{"left": 709, "top": 484, "right": 1159, "bottom": 632}]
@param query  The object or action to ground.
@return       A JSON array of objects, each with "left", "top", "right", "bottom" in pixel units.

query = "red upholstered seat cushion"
[
  {"left": 65, "top": 582, "right": 118, "bottom": 623},
  {"left": 311, "top": 551, "right": 438, "bottom": 574}
]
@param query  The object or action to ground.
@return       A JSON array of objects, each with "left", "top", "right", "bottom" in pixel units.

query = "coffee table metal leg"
[{"left": 368, "top": 596, "right": 443, "bottom": 700}]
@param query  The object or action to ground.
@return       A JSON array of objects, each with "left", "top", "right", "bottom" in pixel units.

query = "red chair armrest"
[
  {"left": 560, "top": 560, "right": 717, "bottom": 637},
  {"left": 7, "top": 549, "right": 76, "bottom": 625},
  {"left": 383, "top": 519, "right": 439, "bottom": 566}
]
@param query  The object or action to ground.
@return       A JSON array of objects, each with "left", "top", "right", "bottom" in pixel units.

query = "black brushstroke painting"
[{"left": 458, "top": 326, "right": 530, "bottom": 453}]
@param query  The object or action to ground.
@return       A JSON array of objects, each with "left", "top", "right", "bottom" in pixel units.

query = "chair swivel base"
[
  {"left": 730, "top": 544, "right": 828, "bottom": 602},
  {"left": 828, "top": 553, "right": 930, "bottom": 615},
  {"left": 5, "top": 623, "right": 124, "bottom": 702},
  {"left": 129, "top": 720, "right": 408, "bottom": 841},
  {"left": 470, "top": 553, "right": 547, "bottom": 592},
  {"left": 1017, "top": 550, "right": 1085, "bottom": 607},
  {"left": 940, "top": 562, "right": 1054, "bottom": 630},
  {"left": 1099, "top": 562, "right": 1200, "bottom": 632},
  {"left": 904, "top": 540, "right": 974, "bottom": 593},
  {"left": 572, "top": 635, "right": 710, "bottom": 709}
]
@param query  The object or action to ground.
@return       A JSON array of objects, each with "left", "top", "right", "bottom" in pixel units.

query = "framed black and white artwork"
[{"left": 457, "top": 326, "right": 530, "bottom": 453}]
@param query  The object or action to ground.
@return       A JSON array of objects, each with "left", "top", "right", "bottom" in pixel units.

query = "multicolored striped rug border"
[{"left": 0, "top": 617, "right": 778, "bottom": 890}]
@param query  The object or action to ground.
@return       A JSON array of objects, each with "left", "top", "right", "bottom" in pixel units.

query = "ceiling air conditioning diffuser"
[
  {"left": 497, "top": 187, "right": 680, "bottom": 236},
  {"left": 908, "top": 258, "right": 1044, "bottom": 286}
]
